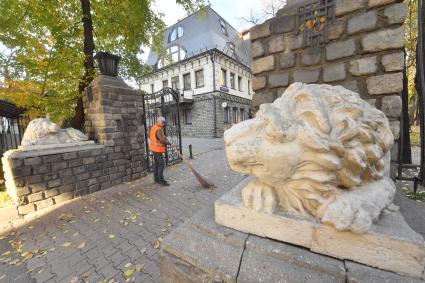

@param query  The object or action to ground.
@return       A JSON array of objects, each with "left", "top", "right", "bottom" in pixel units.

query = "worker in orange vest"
[{"left": 149, "top": 116, "right": 171, "bottom": 186}]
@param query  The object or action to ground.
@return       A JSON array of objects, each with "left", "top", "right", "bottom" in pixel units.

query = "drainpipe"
[{"left": 211, "top": 51, "right": 217, "bottom": 137}]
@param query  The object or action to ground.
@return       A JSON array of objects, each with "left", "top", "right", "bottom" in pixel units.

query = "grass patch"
[{"left": 402, "top": 186, "right": 425, "bottom": 202}]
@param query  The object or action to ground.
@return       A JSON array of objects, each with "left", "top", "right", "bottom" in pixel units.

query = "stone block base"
[
  {"left": 160, "top": 206, "right": 424, "bottom": 282},
  {"left": 215, "top": 178, "right": 425, "bottom": 279}
]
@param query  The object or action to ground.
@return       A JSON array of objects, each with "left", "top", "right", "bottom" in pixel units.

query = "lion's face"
[{"left": 225, "top": 103, "right": 302, "bottom": 185}]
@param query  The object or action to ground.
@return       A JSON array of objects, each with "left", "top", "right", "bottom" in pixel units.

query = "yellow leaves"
[
  {"left": 108, "top": 234, "right": 116, "bottom": 239},
  {"left": 152, "top": 240, "right": 160, "bottom": 249},
  {"left": 135, "top": 264, "right": 144, "bottom": 272},
  {"left": 62, "top": 242, "right": 72, "bottom": 247},
  {"left": 124, "top": 262, "right": 132, "bottom": 268},
  {"left": 123, "top": 269, "right": 135, "bottom": 278},
  {"left": 77, "top": 242, "right": 86, "bottom": 249},
  {"left": 2, "top": 251, "right": 11, "bottom": 256},
  {"left": 81, "top": 271, "right": 90, "bottom": 279}
]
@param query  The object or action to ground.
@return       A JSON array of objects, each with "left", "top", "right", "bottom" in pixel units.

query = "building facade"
[{"left": 139, "top": 6, "right": 252, "bottom": 137}]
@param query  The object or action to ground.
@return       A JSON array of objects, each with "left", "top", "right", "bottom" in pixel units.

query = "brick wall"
[
  {"left": 1, "top": 75, "right": 147, "bottom": 215},
  {"left": 250, "top": 0, "right": 406, "bottom": 147}
]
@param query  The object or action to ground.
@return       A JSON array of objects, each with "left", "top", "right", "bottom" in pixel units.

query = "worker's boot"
[{"left": 159, "top": 180, "right": 170, "bottom": 186}]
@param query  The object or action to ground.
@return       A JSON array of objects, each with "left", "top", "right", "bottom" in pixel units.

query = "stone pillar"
[{"left": 83, "top": 75, "right": 146, "bottom": 180}]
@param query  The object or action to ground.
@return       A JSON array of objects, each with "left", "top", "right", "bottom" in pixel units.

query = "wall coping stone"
[{"left": 4, "top": 144, "right": 105, "bottom": 159}]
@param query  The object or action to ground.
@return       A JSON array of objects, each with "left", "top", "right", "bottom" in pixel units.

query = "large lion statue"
[
  {"left": 224, "top": 83, "right": 396, "bottom": 233},
  {"left": 21, "top": 118, "right": 89, "bottom": 147}
]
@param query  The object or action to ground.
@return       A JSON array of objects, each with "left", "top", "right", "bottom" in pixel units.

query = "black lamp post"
[{"left": 94, "top": 52, "right": 121, "bottom": 77}]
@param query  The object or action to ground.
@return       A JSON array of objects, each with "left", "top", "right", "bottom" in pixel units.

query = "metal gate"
[
  {"left": 0, "top": 100, "right": 29, "bottom": 156},
  {"left": 142, "top": 87, "right": 183, "bottom": 171}
]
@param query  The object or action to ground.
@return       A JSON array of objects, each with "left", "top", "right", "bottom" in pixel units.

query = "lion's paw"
[{"left": 242, "top": 178, "right": 277, "bottom": 214}]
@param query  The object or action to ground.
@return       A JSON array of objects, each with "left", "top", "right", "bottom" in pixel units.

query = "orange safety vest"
[{"left": 149, "top": 124, "right": 167, "bottom": 153}]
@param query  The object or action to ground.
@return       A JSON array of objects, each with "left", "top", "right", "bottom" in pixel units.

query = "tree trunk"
[{"left": 71, "top": 0, "right": 95, "bottom": 130}]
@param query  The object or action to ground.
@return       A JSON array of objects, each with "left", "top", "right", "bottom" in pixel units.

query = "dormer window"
[
  {"left": 169, "top": 26, "right": 184, "bottom": 42},
  {"left": 157, "top": 44, "right": 186, "bottom": 68},
  {"left": 228, "top": 42, "right": 235, "bottom": 54},
  {"left": 219, "top": 19, "right": 228, "bottom": 36}
]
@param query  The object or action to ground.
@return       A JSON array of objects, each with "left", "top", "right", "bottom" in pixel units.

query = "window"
[
  {"left": 183, "top": 73, "right": 191, "bottom": 90},
  {"left": 221, "top": 69, "right": 227, "bottom": 86},
  {"left": 169, "top": 26, "right": 184, "bottom": 42},
  {"left": 171, "top": 76, "right": 179, "bottom": 92},
  {"left": 238, "top": 76, "right": 242, "bottom": 91},
  {"left": 150, "top": 83, "right": 154, "bottom": 94},
  {"left": 229, "top": 42, "right": 235, "bottom": 54},
  {"left": 248, "top": 80, "right": 251, "bottom": 95},
  {"left": 240, "top": 108, "right": 245, "bottom": 121},
  {"left": 219, "top": 19, "right": 228, "bottom": 36},
  {"left": 168, "top": 45, "right": 186, "bottom": 62},
  {"left": 232, "top": 107, "right": 238, "bottom": 123},
  {"left": 230, "top": 73, "right": 235, "bottom": 89},
  {"left": 224, "top": 108, "right": 230, "bottom": 124},
  {"left": 184, "top": 109, "right": 192, "bottom": 124},
  {"left": 162, "top": 79, "right": 168, "bottom": 89},
  {"left": 195, "top": 69, "right": 204, "bottom": 88}
]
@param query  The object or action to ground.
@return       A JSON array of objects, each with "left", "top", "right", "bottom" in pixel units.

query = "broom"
[{"left": 171, "top": 144, "right": 215, "bottom": 189}]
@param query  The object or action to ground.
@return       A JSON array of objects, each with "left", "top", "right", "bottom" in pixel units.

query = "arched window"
[
  {"left": 219, "top": 19, "right": 228, "bottom": 36},
  {"left": 169, "top": 26, "right": 184, "bottom": 42},
  {"left": 156, "top": 45, "right": 186, "bottom": 68},
  {"left": 168, "top": 45, "right": 186, "bottom": 62}
]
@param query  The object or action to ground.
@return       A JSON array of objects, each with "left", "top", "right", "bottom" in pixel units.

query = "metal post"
[
  {"left": 189, "top": 144, "right": 193, "bottom": 159},
  {"left": 417, "top": 0, "right": 425, "bottom": 188}
]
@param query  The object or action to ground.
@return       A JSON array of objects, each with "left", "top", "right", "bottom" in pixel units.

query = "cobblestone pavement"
[{"left": 0, "top": 137, "right": 247, "bottom": 283}]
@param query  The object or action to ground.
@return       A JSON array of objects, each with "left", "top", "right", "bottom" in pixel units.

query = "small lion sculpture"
[
  {"left": 21, "top": 118, "right": 89, "bottom": 147},
  {"left": 224, "top": 83, "right": 395, "bottom": 233}
]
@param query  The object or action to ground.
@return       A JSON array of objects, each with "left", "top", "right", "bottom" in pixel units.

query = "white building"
[{"left": 139, "top": 6, "right": 252, "bottom": 137}]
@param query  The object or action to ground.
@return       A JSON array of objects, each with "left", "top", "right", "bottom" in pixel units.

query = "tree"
[
  {"left": 238, "top": 0, "right": 287, "bottom": 26},
  {"left": 0, "top": 0, "right": 205, "bottom": 126}
]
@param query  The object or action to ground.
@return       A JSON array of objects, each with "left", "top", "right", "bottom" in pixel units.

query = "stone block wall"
[
  {"left": 1, "top": 75, "right": 147, "bottom": 215},
  {"left": 250, "top": 0, "right": 407, "bottom": 145},
  {"left": 181, "top": 92, "right": 251, "bottom": 138}
]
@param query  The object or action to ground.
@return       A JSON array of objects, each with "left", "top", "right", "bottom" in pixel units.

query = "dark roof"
[
  {"left": 0, "top": 100, "right": 25, "bottom": 118},
  {"left": 146, "top": 6, "right": 251, "bottom": 68}
]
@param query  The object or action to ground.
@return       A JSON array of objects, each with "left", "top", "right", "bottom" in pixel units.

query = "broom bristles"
[{"left": 186, "top": 163, "right": 214, "bottom": 189}]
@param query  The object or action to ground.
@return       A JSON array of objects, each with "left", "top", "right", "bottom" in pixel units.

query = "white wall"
[{"left": 139, "top": 52, "right": 252, "bottom": 100}]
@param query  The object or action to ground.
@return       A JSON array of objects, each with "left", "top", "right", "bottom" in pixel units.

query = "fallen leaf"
[
  {"left": 9, "top": 259, "right": 19, "bottom": 265},
  {"left": 124, "top": 262, "right": 132, "bottom": 268},
  {"left": 69, "top": 276, "right": 78, "bottom": 283},
  {"left": 109, "top": 234, "right": 115, "bottom": 239},
  {"left": 135, "top": 264, "right": 144, "bottom": 272},
  {"left": 123, "top": 269, "right": 134, "bottom": 278},
  {"left": 81, "top": 271, "right": 90, "bottom": 278},
  {"left": 152, "top": 240, "right": 160, "bottom": 249},
  {"left": 62, "top": 242, "right": 72, "bottom": 247},
  {"left": 77, "top": 242, "right": 86, "bottom": 249},
  {"left": 0, "top": 236, "right": 6, "bottom": 240},
  {"left": 2, "top": 251, "right": 10, "bottom": 256}
]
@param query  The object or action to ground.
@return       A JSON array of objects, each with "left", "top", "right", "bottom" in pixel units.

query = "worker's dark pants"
[{"left": 153, "top": 152, "right": 165, "bottom": 182}]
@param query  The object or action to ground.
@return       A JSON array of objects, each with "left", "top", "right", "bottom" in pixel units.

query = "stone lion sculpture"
[
  {"left": 21, "top": 118, "right": 89, "bottom": 147},
  {"left": 224, "top": 83, "right": 395, "bottom": 233}
]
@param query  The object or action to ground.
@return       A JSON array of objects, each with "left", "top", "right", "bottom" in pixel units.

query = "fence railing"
[{"left": 0, "top": 115, "right": 30, "bottom": 156}]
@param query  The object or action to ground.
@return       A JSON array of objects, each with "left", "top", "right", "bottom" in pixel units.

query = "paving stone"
[
  {"left": 382, "top": 52, "right": 404, "bottom": 72},
  {"left": 362, "top": 26, "right": 405, "bottom": 53},
  {"left": 347, "top": 10, "right": 377, "bottom": 35},
  {"left": 326, "top": 39, "right": 356, "bottom": 60},
  {"left": 323, "top": 63, "right": 346, "bottom": 82},
  {"left": 384, "top": 2, "right": 408, "bottom": 24},
  {"left": 349, "top": 56, "right": 378, "bottom": 76}
]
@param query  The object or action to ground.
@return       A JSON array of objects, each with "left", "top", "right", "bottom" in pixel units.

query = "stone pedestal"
[
  {"left": 215, "top": 178, "right": 425, "bottom": 279},
  {"left": 160, "top": 205, "right": 425, "bottom": 282}
]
